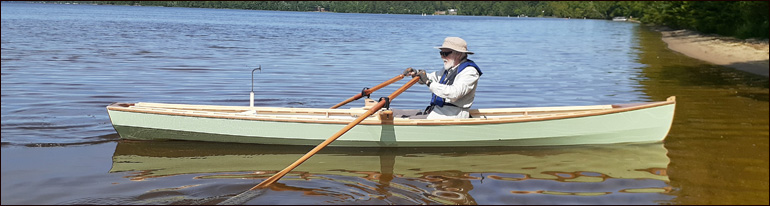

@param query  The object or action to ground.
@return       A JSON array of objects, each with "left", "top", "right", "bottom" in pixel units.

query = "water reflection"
[
  {"left": 633, "top": 26, "right": 769, "bottom": 204},
  {"left": 110, "top": 140, "right": 672, "bottom": 204}
]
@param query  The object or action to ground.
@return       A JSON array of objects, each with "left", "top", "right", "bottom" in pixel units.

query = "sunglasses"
[{"left": 439, "top": 51, "right": 453, "bottom": 57}]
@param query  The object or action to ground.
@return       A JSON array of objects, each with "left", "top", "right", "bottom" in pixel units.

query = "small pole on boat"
[{"left": 250, "top": 65, "right": 261, "bottom": 108}]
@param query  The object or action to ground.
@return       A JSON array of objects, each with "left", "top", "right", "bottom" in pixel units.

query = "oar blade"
[{"left": 217, "top": 189, "right": 266, "bottom": 205}]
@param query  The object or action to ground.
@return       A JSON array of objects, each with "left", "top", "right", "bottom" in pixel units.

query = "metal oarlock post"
[{"left": 250, "top": 65, "right": 261, "bottom": 108}]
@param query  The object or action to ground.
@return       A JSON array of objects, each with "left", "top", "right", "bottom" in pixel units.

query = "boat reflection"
[{"left": 110, "top": 140, "right": 672, "bottom": 204}]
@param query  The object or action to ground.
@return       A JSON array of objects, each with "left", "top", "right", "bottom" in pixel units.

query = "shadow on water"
[
  {"left": 725, "top": 60, "right": 770, "bottom": 77},
  {"left": 104, "top": 140, "right": 673, "bottom": 205},
  {"left": 656, "top": 64, "right": 768, "bottom": 102},
  {"left": 658, "top": 64, "right": 767, "bottom": 88}
]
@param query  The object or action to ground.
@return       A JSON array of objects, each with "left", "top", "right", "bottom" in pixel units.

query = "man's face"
[{"left": 441, "top": 49, "right": 458, "bottom": 70}]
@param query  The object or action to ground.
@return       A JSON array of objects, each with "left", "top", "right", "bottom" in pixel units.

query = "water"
[
  {"left": 2, "top": 2, "right": 647, "bottom": 145},
  {"left": 1, "top": 2, "right": 768, "bottom": 205}
]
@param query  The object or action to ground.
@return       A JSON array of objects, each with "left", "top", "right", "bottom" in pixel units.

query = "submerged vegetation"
[{"left": 51, "top": 1, "right": 768, "bottom": 39}]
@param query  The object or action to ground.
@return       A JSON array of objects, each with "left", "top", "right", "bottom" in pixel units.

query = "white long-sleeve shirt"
[{"left": 425, "top": 60, "right": 481, "bottom": 119}]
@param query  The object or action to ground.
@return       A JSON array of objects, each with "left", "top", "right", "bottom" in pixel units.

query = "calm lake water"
[{"left": 1, "top": 2, "right": 768, "bottom": 205}]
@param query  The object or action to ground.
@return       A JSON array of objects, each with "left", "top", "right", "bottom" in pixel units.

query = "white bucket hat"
[{"left": 435, "top": 37, "right": 474, "bottom": 54}]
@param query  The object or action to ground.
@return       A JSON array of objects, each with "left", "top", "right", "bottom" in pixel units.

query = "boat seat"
[
  {"left": 390, "top": 109, "right": 428, "bottom": 119},
  {"left": 390, "top": 109, "right": 487, "bottom": 119}
]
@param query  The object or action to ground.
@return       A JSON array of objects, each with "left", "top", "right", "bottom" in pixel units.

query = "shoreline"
[{"left": 655, "top": 27, "right": 769, "bottom": 77}]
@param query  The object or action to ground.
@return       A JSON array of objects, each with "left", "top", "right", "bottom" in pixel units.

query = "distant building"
[{"left": 434, "top": 9, "right": 457, "bottom": 15}]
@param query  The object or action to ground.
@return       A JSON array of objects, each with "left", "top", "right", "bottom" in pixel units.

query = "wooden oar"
[
  {"left": 330, "top": 74, "right": 405, "bottom": 109},
  {"left": 219, "top": 76, "right": 420, "bottom": 205}
]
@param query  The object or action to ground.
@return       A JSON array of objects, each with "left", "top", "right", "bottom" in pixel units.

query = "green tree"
[{"left": 63, "top": 1, "right": 768, "bottom": 39}]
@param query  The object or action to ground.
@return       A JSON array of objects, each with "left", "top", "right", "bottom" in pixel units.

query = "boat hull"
[{"left": 106, "top": 98, "right": 675, "bottom": 147}]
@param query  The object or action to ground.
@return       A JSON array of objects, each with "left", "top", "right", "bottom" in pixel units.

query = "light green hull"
[{"left": 107, "top": 100, "right": 675, "bottom": 147}]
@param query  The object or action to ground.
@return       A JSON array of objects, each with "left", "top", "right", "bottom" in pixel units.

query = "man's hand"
[
  {"left": 403, "top": 67, "right": 415, "bottom": 76},
  {"left": 417, "top": 70, "right": 430, "bottom": 86}
]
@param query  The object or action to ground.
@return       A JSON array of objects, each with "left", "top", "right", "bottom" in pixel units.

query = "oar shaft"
[
  {"left": 330, "top": 94, "right": 363, "bottom": 109},
  {"left": 330, "top": 74, "right": 405, "bottom": 109},
  {"left": 370, "top": 74, "right": 406, "bottom": 93},
  {"left": 388, "top": 77, "right": 419, "bottom": 100},
  {"left": 252, "top": 76, "right": 419, "bottom": 190}
]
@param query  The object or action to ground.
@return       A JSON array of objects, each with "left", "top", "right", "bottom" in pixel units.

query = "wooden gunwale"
[
  {"left": 107, "top": 97, "right": 675, "bottom": 126},
  {"left": 132, "top": 102, "right": 369, "bottom": 116}
]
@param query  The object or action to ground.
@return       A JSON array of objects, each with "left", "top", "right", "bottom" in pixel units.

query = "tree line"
[{"left": 57, "top": 1, "right": 768, "bottom": 39}]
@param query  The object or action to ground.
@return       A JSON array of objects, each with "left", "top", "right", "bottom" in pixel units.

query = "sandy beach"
[{"left": 658, "top": 28, "right": 769, "bottom": 77}]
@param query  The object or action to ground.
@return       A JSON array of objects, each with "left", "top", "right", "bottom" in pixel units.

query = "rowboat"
[{"left": 106, "top": 96, "right": 676, "bottom": 147}]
